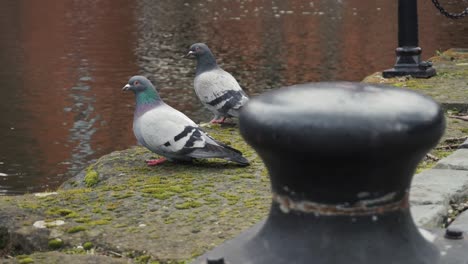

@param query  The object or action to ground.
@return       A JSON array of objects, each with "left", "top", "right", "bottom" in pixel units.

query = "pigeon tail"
[
  {"left": 214, "top": 142, "right": 250, "bottom": 166},
  {"left": 224, "top": 153, "right": 250, "bottom": 166},
  {"left": 190, "top": 142, "right": 250, "bottom": 166}
]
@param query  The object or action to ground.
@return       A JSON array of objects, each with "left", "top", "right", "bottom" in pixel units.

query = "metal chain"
[{"left": 430, "top": 0, "right": 468, "bottom": 19}]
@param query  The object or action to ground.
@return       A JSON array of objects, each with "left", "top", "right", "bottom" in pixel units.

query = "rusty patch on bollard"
[{"left": 272, "top": 192, "right": 409, "bottom": 216}]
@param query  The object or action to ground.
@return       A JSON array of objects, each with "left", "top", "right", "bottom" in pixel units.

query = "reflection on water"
[
  {"left": 67, "top": 59, "right": 97, "bottom": 177},
  {"left": 0, "top": 0, "right": 467, "bottom": 194}
]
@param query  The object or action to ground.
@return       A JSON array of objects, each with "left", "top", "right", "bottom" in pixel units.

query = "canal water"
[{"left": 0, "top": 0, "right": 467, "bottom": 194}]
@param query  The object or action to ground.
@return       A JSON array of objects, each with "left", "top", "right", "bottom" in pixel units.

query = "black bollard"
[
  {"left": 192, "top": 82, "right": 468, "bottom": 264},
  {"left": 383, "top": 0, "right": 436, "bottom": 78}
]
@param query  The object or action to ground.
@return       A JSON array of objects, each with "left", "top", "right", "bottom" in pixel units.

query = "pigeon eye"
[
  {"left": 134, "top": 81, "right": 139, "bottom": 85},
  {"left": 195, "top": 47, "right": 200, "bottom": 52}
]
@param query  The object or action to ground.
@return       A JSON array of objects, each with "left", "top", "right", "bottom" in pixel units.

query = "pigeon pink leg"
[
  {"left": 210, "top": 117, "right": 227, "bottom": 124},
  {"left": 145, "top": 157, "right": 167, "bottom": 166}
]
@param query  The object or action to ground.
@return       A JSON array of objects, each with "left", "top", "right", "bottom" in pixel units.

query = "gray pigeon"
[
  {"left": 184, "top": 43, "right": 249, "bottom": 124},
  {"left": 122, "top": 76, "right": 249, "bottom": 166}
]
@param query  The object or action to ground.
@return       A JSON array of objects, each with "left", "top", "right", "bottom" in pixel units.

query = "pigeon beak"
[
  {"left": 183, "top": 50, "right": 195, "bottom": 59},
  {"left": 122, "top": 84, "right": 132, "bottom": 91}
]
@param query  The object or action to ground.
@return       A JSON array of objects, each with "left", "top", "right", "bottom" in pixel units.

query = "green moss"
[
  {"left": 163, "top": 217, "right": 176, "bottom": 224},
  {"left": 416, "top": 162, "right": 433, "bottom": 174},
  {"left": 166, "top": 185, "right": 191, "bottom": 193},
  {"left": 136, "top": 255, "right": 151, "bottom": 263},
  {"left": 175, "top": 200, "right": 203, "bottom": 210},
  {"left": 244, "top": 198, "right": 262, "bottom": 208},
  {"left": 203, "top": 196, "right": 221, "bottom": 204},
  {"left": 84, "top": 168, "right": 99, "bottom": 187},
  {"left": 83, "top": 241, "right": 94, "bottom": 250},
  {"left": 239, "top": 173, "right": 255, "bottom": 179},
  {"left": 141, "top": 187, "right": 170, "bottom": 194},
  {"left": 151, "top": 192, "right": 173, "bottom": 200},
  {"left": 437, "top": 70, "right": 465, "bottom": 78},
  {"left": 126, "top": 226, "right": 139, "bottom": 233},
  {"left": 220, "top": 192, "right": 241, "bottom": 205},
  {"left": 48, "top": 238, "right": 63, "bottom": 249},
  {"left": 218, "top": 209, "right": 230, "bottom": 218},
  {"left": 104, "top": 185, "right": 127, "bottom": 192},
  {"left": 17, "top": 256, "right": 34, "bottom": 264},
  {"left": 63, "top": 248, "right": 86, "bottom": 255},
  {"left": 140, "top": 183, "right": 195, "bottom": 200},
  {"left": 114, "top": 192, "right": 134, "bottom": 199},
  {"left": 179, "top": 192, "right": 202, "bottom": 199},
  {"left": 18, "top": 202, "right": 40, "bottom": 210},
  {"left": 68, "top": 180, "right": 78, "bottom": 187},
  {"left": 87, "top": 219, "right": 111, "bottom": 226},
  {"left": 92, "top": 207, "right": 102, "bottom": 214},
  {"left": 75, "top": 217, "right": 91, "bottom": 223},
  {"left": 46, "top": 208, "right": 79, "bottom": 218},
  {"left": 148, "top": 260, "right": 187, "bottom": 264},
  {"left": 67, "top": 226, "right": 86, "bottom": 233},
  {"left": 106, "top": 202, "right": 122, "bottom": 211},
  {"left": 18, "top": 258, "right": 34, "bottom": 264}
]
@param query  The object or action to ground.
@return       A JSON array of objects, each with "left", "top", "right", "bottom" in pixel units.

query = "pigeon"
[
  {"left": 184, "top": 43, "right": 249, "bottom": 124},
  {"left": 122, "top": 76, "right": 249, "bottom": 166}
]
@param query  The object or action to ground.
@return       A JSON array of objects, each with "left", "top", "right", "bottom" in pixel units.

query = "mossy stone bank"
[{"left": 0, "top": 125, "right": 270, "bottom": 263}]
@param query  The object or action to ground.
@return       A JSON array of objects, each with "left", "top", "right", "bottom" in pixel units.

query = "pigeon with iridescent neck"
[
  {"left": 184, "top": 43, "right": 249, "bottom": 124},
  {"left": 122, "top": 76, "right": 249, "bottom": 166}
]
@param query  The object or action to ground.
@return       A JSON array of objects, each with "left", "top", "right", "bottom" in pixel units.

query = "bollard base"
[
  {"left": 192, "top": 208, "right": 442, "bottom": 264},
  {"left": 383, "top": 46, "right": 437, "bottom": 78},
  {"left": 383, "top": 65, "right": 436, "bottom": 78}
]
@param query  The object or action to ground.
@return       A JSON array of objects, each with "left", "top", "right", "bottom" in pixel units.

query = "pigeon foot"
[
  {"left": 145, "top": 157, "right": 167, "bottom": 166},
  {"left": 210, "top": 117, "right": 227, "bottom": 124}
]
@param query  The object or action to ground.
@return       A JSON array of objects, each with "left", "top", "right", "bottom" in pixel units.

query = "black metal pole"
[
  {"left": 399, "top": 0, "right": 419, "bottom": 47},
  {"left": 383, "top": 0, "right": 436, "bottom": 78}
]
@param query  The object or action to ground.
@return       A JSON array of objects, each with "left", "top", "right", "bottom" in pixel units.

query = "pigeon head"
[
  {"left": 122, "top": 76, "right": 161, "bottom": 105},
  {"left": 184, "top": 43, "right": 218, "bottom": 75},
  {"left": 184, "top": 43, "right": 213, "bottom": 59},
  {"left": 122, "top": 76, "right": 154, "bottom": 93}
]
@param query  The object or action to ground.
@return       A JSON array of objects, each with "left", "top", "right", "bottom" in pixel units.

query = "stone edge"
[{"left": 410, "top": 148, "right": 468, "bottom": 228}]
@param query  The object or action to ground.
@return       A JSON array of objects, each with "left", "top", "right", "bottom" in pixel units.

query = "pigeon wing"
[
  {"left": 135, "top": 104, "right": 204, "bottom": 155},
  {"left": 194, "top": 69, "right": 249, "bottom": 116}
]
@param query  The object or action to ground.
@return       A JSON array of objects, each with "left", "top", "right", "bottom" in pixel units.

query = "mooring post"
[
  {"left": 383, "top": 0, "right": 436, "bottom": 78},
  {"left": 192, "top": 82, "right": 468, "bottom": 264}
]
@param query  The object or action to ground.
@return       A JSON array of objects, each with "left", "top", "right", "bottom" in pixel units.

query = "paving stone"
[
  {"left": 410, "top": 169, "right": 468, "bottom": 205},
  {"left": 459, "top": 138, "right": 468, "bottom": 149},
  {"left": 434, "top": 149, "right": 468, "bottom": 171},
  {"left": 448, "top": 209, "right": 468, "bottom": 233},
  {"left": 411, "top": 204, "right": 447, "bottom": 228}
]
